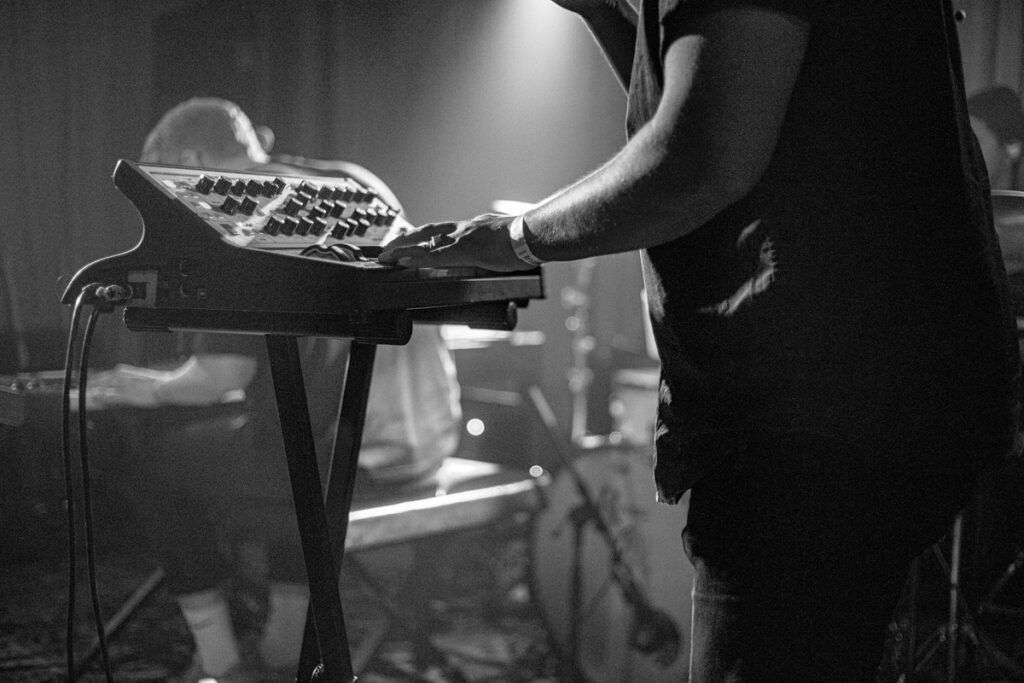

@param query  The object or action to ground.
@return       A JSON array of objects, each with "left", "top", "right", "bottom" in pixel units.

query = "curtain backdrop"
[{"left": 0, "top": 0, "right": 1021, "bottom": 429}]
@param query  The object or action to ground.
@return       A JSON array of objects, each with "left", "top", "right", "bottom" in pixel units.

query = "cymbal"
[
  {"left": 992, "top": 190, "right": 1024, "bottom": 219},
  {"left": 993, "top": 190, "right": 1024, "bottom": 275}
]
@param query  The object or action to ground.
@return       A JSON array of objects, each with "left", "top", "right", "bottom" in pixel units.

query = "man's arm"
[
  {"left": 380, "top": 6, "right": 809, "bottom": 270},
  {"left": 87, "top": 354, "right": 257, "bottom": 408},
  {"left": 526, "top": 6, "right": 809, "bottom": 258}
]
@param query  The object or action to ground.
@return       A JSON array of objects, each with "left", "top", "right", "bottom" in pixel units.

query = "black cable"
[
  {"left": 77, "top": 303, "right": 115, "bottom": 681},
  {"left": 61, "top": 286, "right": 92, "bottom": 680}
]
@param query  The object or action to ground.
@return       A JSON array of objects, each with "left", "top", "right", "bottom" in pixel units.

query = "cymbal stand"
[
  {"left": 978, "top": 546, "right": 1024, "bottom": 619},
  {"left": 526, "top": 386, "right": 681, "bottom": 682},
  {"left": 906, "top": 510, "right": 1024, "bottom": 682},
  {"left": 562, "top": 258, "right": 599, "bottom": 446}
]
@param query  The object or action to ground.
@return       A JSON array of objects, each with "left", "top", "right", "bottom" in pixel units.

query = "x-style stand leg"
[{"left": 266, "top": 335, "right": 377, "bottom": 682}]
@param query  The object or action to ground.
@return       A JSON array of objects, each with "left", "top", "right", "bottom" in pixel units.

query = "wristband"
[{"left": 508, "top": 214, "right": 545, "bottom": 266}]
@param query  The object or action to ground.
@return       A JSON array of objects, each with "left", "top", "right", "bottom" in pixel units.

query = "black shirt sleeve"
[{"left": 659, "top": 0, "right": 821, "bottom": 27}]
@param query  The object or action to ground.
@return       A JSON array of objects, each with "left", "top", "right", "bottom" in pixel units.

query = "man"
[
  {"left": 91, "top": 98, "right": 462, "bottom": 682},
  {"left": 380, "top": 1, "right": 1020, "bottom": 680}
]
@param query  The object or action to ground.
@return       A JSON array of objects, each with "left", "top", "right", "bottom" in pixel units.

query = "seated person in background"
[{"left": 88, "top": 97, "right": 461, "bottom": 682}]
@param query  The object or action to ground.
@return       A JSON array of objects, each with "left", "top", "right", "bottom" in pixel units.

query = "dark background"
[
  {"left": 0, "top": 0, "right": 1021, "bottom": 440},
  {"left": 0, "top": 3, "right": 1021, "bottom": 680}
]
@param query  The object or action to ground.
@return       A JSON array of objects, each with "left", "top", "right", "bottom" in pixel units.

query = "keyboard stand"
[{"left": 266, "top": 335, "right": 378, "bottom": 683}]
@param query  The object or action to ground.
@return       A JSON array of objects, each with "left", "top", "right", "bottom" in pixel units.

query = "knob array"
[{"left": 192, "top": 173, "right": 399, "bottom": 239}]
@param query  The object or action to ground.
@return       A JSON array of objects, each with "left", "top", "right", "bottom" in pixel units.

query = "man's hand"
[
  {"left": 83, "top": 354, "right": 256, "bottom": 409},
  {"left": 86, "top": 364, "right": 167, "bottom": 408},
  {"left": 379, "top": 213, "right": 536, "bottom": 272}
]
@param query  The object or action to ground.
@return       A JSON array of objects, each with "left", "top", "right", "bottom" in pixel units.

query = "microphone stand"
[
  {"left": 525, "top": 386, "right": 681, "bottom": 681},
  {"left": 562, "top": 257, "right": 598, "bottom": 446}
]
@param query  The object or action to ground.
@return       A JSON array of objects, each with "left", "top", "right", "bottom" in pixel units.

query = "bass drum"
[{"left": 531, "top": 447, "right": 693, "bottom": 681}]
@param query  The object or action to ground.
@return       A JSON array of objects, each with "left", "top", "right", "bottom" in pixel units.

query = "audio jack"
[{"left": 94, "top": 284, "right": 131, "bottom": 304}]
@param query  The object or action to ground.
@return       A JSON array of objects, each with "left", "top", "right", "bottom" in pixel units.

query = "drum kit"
[
  {"left": 523, "top": 255, "right": 692, "bottom": 682},
  {"left": 527, "top": 383, "right": 691, "bottom": 683}
]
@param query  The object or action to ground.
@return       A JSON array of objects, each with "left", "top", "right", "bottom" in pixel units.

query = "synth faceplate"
[
  {"left": 60, "top": 160, "right": 545, "bottom": 339},
  {"left": 145, "top": 164, "right": 406, "bottom": 260}
]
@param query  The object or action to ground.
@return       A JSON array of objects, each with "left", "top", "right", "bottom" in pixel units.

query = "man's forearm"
[
  {"left": 522, "top": 119, "right": 746, "bottom": 261},
  {"left": 579, "top": 0, "right": 638, "bottom": 92}
]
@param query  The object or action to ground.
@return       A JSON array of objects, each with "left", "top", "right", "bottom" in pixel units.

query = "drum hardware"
[
  {"left": 901, "top": 496, "right": 1024, "bottom": 682},
  {"left": 562, "top": 257, "right": 600, "bottom": 447},
  {"left": 525, "top": 386, "right": 681, "bottom": 681},
  {"left": 978, "top": 546, "right": 1024, "bottom": 619},
  {"left": 895, "top": 189, "right": 1024, "bottom": 680}
]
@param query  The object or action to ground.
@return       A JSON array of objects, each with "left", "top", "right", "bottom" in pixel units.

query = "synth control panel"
[
  {"left": 60, "top": 159, "right": 544, "bottom": 339},
  {"left": 145, "top": 164, "right": 408, "bottom": 265}
]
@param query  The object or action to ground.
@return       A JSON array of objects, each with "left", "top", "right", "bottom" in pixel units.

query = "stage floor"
[{"left": 0, "top": 518, "right": 559, "bottom": 682}]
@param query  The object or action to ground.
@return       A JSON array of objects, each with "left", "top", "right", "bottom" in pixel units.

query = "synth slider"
[{"left": 61, "top": 161, "right": 544, "bottom": 341}]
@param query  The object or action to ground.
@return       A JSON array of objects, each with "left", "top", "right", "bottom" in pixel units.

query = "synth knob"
[
  {"left": 296, "top": 181, "right": 318, "bottom": 198},
  {"left": 271, "top": 178, "right": 287, "bottom": 195},
  {"left": 308, "top": 204, "right": 328, "bottom": 220},
  {"left": 194, "top": 175, "right": 215, "bottom": 194},
  {"left": 280, "top": 216, "right": 299, "bottom": 236},
  {"left": 354, "top": 218, "right": 371, "bottom": 237},
  {"left": 296, "top": 217, "right": 314, "bottom": 236},
  {"left": 283, "top": 196, "right": 305, "bottom": 216},
  {"left": 330, "top": 222, "right": 347, "bottom": 240},
  {"left": 220, "top": 195, "right": 240, "bottom": 215},
  {"left": 310, "top": 217, "right": 328, "bottom": 236},
  {"left": 264, "top": 215, "right": 284, "bottom": 235},
  {"left": 353, "top": 185, "right": 372, "bottom": 202},
  {"left": 318, "top": 184, "right": 334, "bottom": 199},
  {"left": 239, "top": 196, "right": 259, "bottom": 216},
  {"left": 213, "top": 177, "right": 232, "bottom": 195},
  {"left": 230, "top": 179, "right": 247, "bottom": 196},
  {"left": 328, "top": 201, "right": 345, "bottom": 218},
  {"left": 245, "top": 179, "right": 263, "bottom": 196}
]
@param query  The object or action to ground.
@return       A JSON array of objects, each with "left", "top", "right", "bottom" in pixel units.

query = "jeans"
[{"left": 683, "top": 433, "right": 975, "bottom": 682}]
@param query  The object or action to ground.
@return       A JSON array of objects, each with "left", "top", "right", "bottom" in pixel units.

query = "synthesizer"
[{"left": 60, "top": 161, "right": 544, "bottom": 342}]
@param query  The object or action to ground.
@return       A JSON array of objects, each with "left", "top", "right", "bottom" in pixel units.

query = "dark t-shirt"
[{"left": 628, "top": 0, "right": 1021, "bottom": 502}]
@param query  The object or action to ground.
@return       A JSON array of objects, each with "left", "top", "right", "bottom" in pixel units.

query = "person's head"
[
  {"left": 140, "top": 97, "right": 275, "bottom": 171},
  {"left": 968, "top": 86, "right": 1024, "bottom": 191}
]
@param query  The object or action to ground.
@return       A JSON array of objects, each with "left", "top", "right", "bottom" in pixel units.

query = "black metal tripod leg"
[
  {"left": 295, "top": 340, "right": 377, "bottom": 678},
  {"left": 73, "top": 567, "right": 166, "bottom": 679},
  {"left": 266, "top": 334, "right": 354, "bottom": 682},
  {"left": 324, "top": 341, "right": 376, "bottom": 550}
]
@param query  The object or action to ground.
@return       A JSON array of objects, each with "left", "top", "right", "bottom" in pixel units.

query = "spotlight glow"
[{"left": 466, "top": 418, "right": 486, "bottom": 436}]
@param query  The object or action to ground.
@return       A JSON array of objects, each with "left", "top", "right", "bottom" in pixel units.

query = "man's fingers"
[
  {"left": 378, "top": 243, "right": 430, "bottom": 265},
  {"left": 382, "top": 243, "right": 474, "bottom": 269}
]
